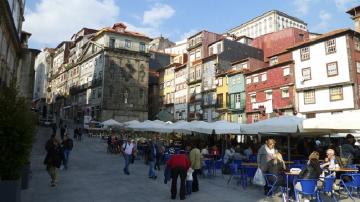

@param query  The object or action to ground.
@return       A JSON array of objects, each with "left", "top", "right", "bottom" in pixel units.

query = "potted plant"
[{"left": 0, "top": 83, "right": 36, "bottom": 202}]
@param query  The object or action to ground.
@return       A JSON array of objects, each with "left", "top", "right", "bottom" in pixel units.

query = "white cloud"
[
  {"left": 293, "top": 0, "right": 312, "bottom": 16},
  {"left": 313, "top": 10, "right": 332, "bottom": 32},
  {"left": 143, "top": 3, "right": 175, "bottom": 27},
  {"left": 24, "top": 0, "right": 120, "bottom": 47},
  {"left": 334, "top": 0, "right": 357, "bottom": 11}
]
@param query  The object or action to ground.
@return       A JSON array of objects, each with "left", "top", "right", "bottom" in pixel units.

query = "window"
[
  {"left": 209, "top": 47, "right": 214, "bottom": 55},
  {"left": 327, "top": 62, "right": 338, "bottom": 77},
  {"left": 109, "top": 37, "right": 115, "bottom": 48},
  {"left": 355, "top": 37, "right": 360, "bottom": 51},
  {"left": 217, "top": 43, "right": 222, "bottom": 53},
  {"left": 265, "top": 90, "right": 272, "bottom": 100},
  {"left": 125, "top": 39, "right": 131, "bottom": 48},
  {"left": 217, "top": 94, "right": 223, "bottom": 108},
  {"left": 329, "top": 86, "right": 343, "bottom": 101},
  {"left": 139, "top": 42, "right": 145, "bottom": 52},
  {"left": 300, "top": 47, "right": 310, "bottom": 61},
  {"left": 281, "top": 87, "right": 289, "bottom": 98},
  {"left": 235, "top": 94, "right": 241, "bottom": 109},
  {"left": 250, "top": 94, "right": 256, "bottom": 103},
  {"left": 98, "top": 87, "right": 102, "bottom": 98},
  {"left": 325, "top": 39, "right": 336, "bottom": 54},
  {"left": 299, "top": 33, "right": 304, "bottom": 40},
  {"left": 357, "top": 62, "right": 360, "bottom": 73},
  {"left": 218, "top": 78, "right": 223, "bottom": 86},
  {"left": 252, "top": 113, "right": 259, "bottom": 123},
  {"left": 246, "top": 77, "right": 251, "bottom": 85},
  {"left": 261, "top": 73, "right": 267, "bottom": 82},
  {"left": 283, "top": 67, "right": 290, "bottom": 76},
  {"left": 304, "top": 90, "right": 315, "bottom": 104},
  {"left": 195, "top": 49, "right": 201, "bottom": 60},
  {"left": 302, "top": 67, "right": 311, "bottom": 80},
  {"left": 253, "top": 76, "right": 259, "bottom": 83},
  {"left": 92, "top": 89, "right": 96, "bottom": 99},
  {"left": 270, "top": 57, "right": 278, "bottom": 66},
  {"left": 306, "top": 113, "right": 316, "bottom": 118}
]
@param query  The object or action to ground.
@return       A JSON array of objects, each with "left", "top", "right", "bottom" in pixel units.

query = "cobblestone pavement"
[{"left": 21, "top": 126, "right": 353, "bottom": 202}]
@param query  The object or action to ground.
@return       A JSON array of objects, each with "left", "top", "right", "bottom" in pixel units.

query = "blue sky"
[{"left": 24, "top": 0, "right": 359, "bottom": 49}]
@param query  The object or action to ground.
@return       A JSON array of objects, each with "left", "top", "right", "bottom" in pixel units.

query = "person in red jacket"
[{"left": 166, "top": 149, "right": 190, "bottom": 200}]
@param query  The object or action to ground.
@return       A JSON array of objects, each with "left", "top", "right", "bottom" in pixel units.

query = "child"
[{"left": 186, "top": 167, "right": 194, "bottom": 195}]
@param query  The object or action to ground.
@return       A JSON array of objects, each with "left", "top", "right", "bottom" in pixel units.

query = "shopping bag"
[{"left": 253, "top": 168, "right": 265, "bottom": 186}]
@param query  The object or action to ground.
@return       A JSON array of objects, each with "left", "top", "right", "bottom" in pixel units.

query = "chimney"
[
  {"left": 346, "top": 5, "right": 360, "bottom": 32},
  {"left": 112, "top": 23, "right": 127, "bottom": 33}
]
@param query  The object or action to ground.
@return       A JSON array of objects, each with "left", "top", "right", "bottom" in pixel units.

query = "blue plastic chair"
[
  {"left": 340, "top": 173, "right": 360, "bottom": 200},
  {"left": 243, "top": 166, "right": 257, "bottom": 184},
  {"left": 248, "top": 155, "right": 257, "bottom": 162},
  {"left": 227, "top": 163, "right": 247, "bottom": 189},
  {"left": 214, "top": 159, "right": 223, "bottom": 176},
  {"left": 320, "top": 176, "right": 337, "bottom": 202},
  {"left": 263, "top": 173, "right": 285, "bottom": 197},
  {"left": 203, "top": 159, "right": 215, "bottom": 177},
  {"left": 345, "top": 164, "right": 358, "bottom": 169},
  {"left": 294, "top": 179, "right": 321, "bottom": 202}
]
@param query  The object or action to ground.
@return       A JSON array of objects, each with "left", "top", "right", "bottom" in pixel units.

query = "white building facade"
[
  {"left": 291, "top": 30, "right": 360, "bottom": 118},
  {"left": 226, "top": 10, "right": 307, "bottom": 39}
]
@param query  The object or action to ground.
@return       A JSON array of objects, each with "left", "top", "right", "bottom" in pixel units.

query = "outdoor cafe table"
[
  {"left": 329, "top": 168, "right": 358, "bottom": 172},
  {"left": 285, "top": 171, "right": 301, "bottom": 201},
  {"left": 241, "top": 161, "right": 294, "bottom": 167}
]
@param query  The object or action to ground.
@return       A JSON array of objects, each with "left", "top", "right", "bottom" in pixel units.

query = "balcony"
[
  {"left": 186, "top": 77, "right": 202, "bottom": 85},
  {"left": 229, "top": 99, "right": 246, "bottom": 111},
  {"left": 251, "top": 100, "right": 273, "bottom": 113},
  {"left": 189, "top": 93, "right": 202, "bottom": 103}
]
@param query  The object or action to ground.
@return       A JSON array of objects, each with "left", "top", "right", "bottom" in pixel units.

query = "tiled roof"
[
  {"left": 287, "top": 29, "right": 352, "bottom": 50},
  {"left": 94, "top": 23, "right": 152, "bottom": 41}
]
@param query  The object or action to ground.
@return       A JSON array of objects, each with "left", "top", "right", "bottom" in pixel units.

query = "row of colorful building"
[
  {"left": 33, "top": 6, "right": 360, "bottom": 124},
  {"left": 157, "top": 7, "right": 360, "bottom": 123}
]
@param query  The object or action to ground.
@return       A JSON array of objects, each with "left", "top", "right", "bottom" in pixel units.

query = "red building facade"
[{"left": 245, "top": 51, "right": 296, "bottom": 123}]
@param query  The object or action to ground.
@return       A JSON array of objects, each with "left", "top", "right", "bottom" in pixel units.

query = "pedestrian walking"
[
  {"left": 166, "top": 150, "right": 190, "bottom": 200},
  {"left": 61, "top": 134, "right": 73, "bottom": 170},
  {"left": 77, "top": 127, "right": 82, "bottom": 141},
  {"left": 44, "top": 134, "right": 63, "bottom": 187},
  {"left": 155, "top": 136, "right": 164, "bottom": 170},
  {"left": 189, "top": 143, "right": 201, "bottom": 192},
  {"left": 51, "top": 122, "right": 57, "bottom": 135},
  {"left": 186, "top": 167, "right": 194, "bottom": 195},
  {"left": 146, "top": 138, "right": 158, "bottom": 179},
  {"left": 122, "top": 138, "right": 134, "bottom": 175},
  {"left": 60, "top": 125, "right": 66, "bottom": 141}
]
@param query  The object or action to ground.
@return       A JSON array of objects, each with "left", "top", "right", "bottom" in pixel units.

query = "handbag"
[{"left": 253, "top": 168, "right": 266, "bottom": 186}]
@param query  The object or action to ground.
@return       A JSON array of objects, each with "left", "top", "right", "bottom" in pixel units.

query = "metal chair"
[
  {"left": 294, "top": 179, "right": 321, "bottom": 202},
  {"left": 227, "top": 163, "right": 247, "bottom": 189},
  {"left": 263, "top": 173, "right": 285, "bottom": 197},
  {"left": 320, "top": 176, "right": 337, "bottom": 202},
  {"left": 340, "top": 173, "right": 360, "bottom": 200}
]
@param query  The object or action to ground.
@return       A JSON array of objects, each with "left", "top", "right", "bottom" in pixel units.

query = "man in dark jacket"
[
  {"left": 60, "top": 125, "right": 66, "bottom": 141},
  {"left": 147, "top": 138, "right": 158, "bottom": 179},
  {"left": 62, "top": 135, "right": 73, "bottom": 170},
  {"left": 44, "top": 134, "right": 63, "bottom": 187},
  {"left": 340, "top": 134, "right": 359, "bottom": 164}
]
